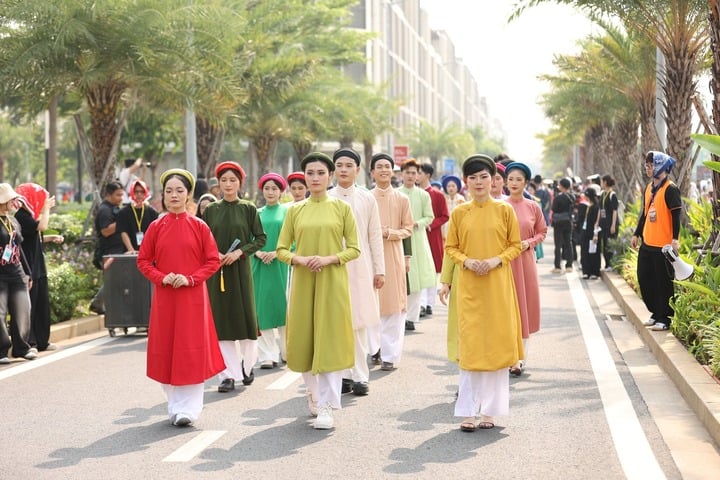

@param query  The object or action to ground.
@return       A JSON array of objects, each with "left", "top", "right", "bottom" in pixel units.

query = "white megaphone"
[{"left": 662, "top": 245, "right": 694, "bottom": 280}]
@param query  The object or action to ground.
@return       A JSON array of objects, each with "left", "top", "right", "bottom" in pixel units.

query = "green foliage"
[
  {"left": 44, "top": 204, "right": 102, "bottom": 322},
  {"left": 671, "top": 253, "right": 720, "bottom": 367},
  {"left": 47, "top": 263, "right": 84, "bottom": 323}
]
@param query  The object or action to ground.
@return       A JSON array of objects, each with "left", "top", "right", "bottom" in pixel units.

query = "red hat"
[
  {"left": 286, "top": 171, "right": 306, "bottom": 185},
  {"left": 258, "top": 172, "right": 287, "bottom": 191},
  {"left": 215, "top": 161, "right": 246, "bottom": 180},
  {"left": 495, "top": 162, "right": 506, "bottom": 176}
]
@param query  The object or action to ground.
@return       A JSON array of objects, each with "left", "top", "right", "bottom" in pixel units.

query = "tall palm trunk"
[
  {"left": 663, "top": 47, "right": 698, "bottom": 197},
  {"left": 611, "top": 118, "right": 640, "bottom": 204},
  {"left": 86, "top": 81, "right": 126, "bottom": 187},
  {"left": 638, "top": 94, "right": 662, "bottom": 155},
  {"left": 292, "top": 140, "right": 312, "bottom": 170},
  {"left": 196, "top": 117, "right": 225, "bottom": 179},
  {"left": 708, "top": 0, "right": 720, "bottom": 250}
]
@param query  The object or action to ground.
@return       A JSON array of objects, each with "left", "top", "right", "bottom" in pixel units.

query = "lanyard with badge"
[
  {"left": 647, "top": 177, "right": 667, "bottom": 223},
  {"left": 131, "top": 204, "right": 145, "bottom": 245},
  {"left": 0, "top": 216, "right": 15, "bottom": 262}
]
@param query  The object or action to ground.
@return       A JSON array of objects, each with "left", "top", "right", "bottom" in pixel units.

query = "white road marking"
[
  {"left": 567, "top": 271, "right": 666, "bottom": 479},
  {"left": 0, "top": 336, "right": 116, "bottom": 381},
  {"left": 266, "top": 371, "right": 301, "bottom": 390},
  {"left": 162, "top": 430, "right": 226, "bottom": 462}
]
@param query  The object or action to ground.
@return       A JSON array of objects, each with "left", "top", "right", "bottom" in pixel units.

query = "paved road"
[{"left": 2, "top": 256, "right": 719, "bottom": 479}]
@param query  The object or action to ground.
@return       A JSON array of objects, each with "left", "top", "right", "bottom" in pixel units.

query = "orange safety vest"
[{"left": 642, "top": 179, "right": 675, "bottom": 247}]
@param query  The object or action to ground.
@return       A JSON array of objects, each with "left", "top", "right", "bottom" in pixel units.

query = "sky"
[{"left": 419, "top": 0, "right": 596, "bottom": 173}]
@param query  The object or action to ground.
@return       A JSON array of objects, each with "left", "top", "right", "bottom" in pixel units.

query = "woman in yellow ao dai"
[{"left": 445, "top": 154, "right": 523, "bottom": 432}]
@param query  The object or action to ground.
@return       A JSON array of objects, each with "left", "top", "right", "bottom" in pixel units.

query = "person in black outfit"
[
  {"left": 117, "top": 180, "right": 159, "bottom": 254},
  {"left": 551, "top": 178, "right": 575, "bottom": 273},
  {"left": 90, "top": 182, "right": 125, "bottom": 314},
  {"left": 0, "top": 183, "right": 36, "bottom": 363},
  {"left": 578, "top": 188, "right": 601, "bottom": 279},
  {"left": 15, "top": 183, "right": 64, "bottom": 352},
  {"left": 595, "top": 175, "right": 619, "bottom": 271}
]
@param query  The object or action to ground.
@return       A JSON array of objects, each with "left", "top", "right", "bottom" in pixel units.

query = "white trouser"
[
  {"left": 522, "top": 338, "right": 528, "bottom": 363},
  {"left": 420, "top": 286, "right": 437, "bottom": 308},
  {"left": 218, "top": 339, "right": 257, "bottom": 380},
  {"left": 406, "top": 291, "right": 423, "bottom": 323},
  {"left": 367, "top": 323, "right": 381, "bottom": 356},
  {"left": 162, "top": 383, "right": 204, "bottom": 422},
  {"left": 380, "top": 312, "right": 405, "bottom": 364},
  {"left": 342, "top": 327, "right": 370, "bottom": 383},
  {"left": 257, "top": 327, "right": 286, "bottom": 363},
  {"left": 303, "top": 370, "right": 343, "bottom": 409},
  {"left": 454, "top": 368, "right": 510, "bottom": 418}
]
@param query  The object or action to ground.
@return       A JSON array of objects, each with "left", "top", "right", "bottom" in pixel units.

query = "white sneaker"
[
  {"left": 45, "top": 343, "right": 58, "bottom": 351},
  {"left": 24, "top": 351, "right": 37, "bottom": 360},
  {"left": 651, "top": 322, "right": 669, "bottom": 331},
  {"left": 0, "top": 357, "right": 10, "bottom": 364},
  {"left": 643, "top": 317, "right": 656, "bottom": 327},
  {"left": 173, "top": 413, "right": 193, "bottom": 426},
  {"left": 306, "top": 391, "right": 318, "bottom": 417},
  {"left": 314, "top": 405, "right": 334, "bottom": 429},
  {"left": 29, "top": 347, "right": 38, "bottom": 354}
]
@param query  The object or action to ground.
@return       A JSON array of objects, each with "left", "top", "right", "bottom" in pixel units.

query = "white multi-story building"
[{"left": 347, "top": 0, "right": 491, "bottom": 153}]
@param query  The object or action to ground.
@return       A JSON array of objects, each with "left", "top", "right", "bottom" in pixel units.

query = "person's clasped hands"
[
  {"left": 162, "top": 273, "right": 190, "bottom": 289},
  {"left": 463, "top": 256, "right": 501, "bottom": 275}
]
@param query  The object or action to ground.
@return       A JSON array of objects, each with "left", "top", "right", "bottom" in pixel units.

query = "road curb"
[
  {"left": 49, "top": 315, "right": 104, "bottom": 343},
  {"left": 603, "top": 270, "right": 720, "bottom": 447}
]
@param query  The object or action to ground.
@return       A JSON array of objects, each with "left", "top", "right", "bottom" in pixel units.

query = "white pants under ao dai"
[
  {"left": 303, "top": 370, "right": 343, "bottom": 409},
  {"left": 162, "top": 383, "right": 204, "bottom": 422},
  {"left": 454, "top": 369, "right": 510, "bottom": 418},
  {"left": 380, "top": 312, "right": 405, "bottom": 364},
  {"left": 218, "top": 339, "right": 257, "bottom": 380}
]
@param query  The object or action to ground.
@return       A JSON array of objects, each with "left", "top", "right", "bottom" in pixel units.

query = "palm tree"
[
  {"left": 515, "top": 0, "right": 709, "bottom": 196},
  {"left": 0, "top": 0, "right": 242, "bottom": 192}
]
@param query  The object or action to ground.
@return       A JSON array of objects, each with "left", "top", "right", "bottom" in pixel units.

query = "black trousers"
[
  {"left": 553, "top": 220, "right": 573, "bottom": 269},
  {"left": 637, "top": 245, "right": 674, "bottom": 324},
  {"left": 580, "top": 233, "right": 601, "bottom": 276},
  {"left": 28, "top": 276, "right": 52, "bottom": 351}
]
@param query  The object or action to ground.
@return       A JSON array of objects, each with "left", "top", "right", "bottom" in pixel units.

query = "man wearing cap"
[
  {"left": 417, "top": 162, "right": 449, "bottom": 318},
  {"left": 369, "top": 153, "right": 414, "bottom": 372},
  {"left": 631, "top": 151, "right": 682, "bottom": 332},
  {"left": 397, "top": 159, "right": 435, "bottom": 333},
  {"left": 329, "top": 148, "right": 385, "bottom": 395}
]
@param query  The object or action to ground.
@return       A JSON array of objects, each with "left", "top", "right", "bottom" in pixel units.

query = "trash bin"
[{"left": 103, "top": 254, "right": 152, "bottom": 336}]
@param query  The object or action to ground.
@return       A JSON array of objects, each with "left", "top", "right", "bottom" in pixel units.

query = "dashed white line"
[
  {"left": 163, "top": 430, "right": 226, "bottom": 462},
  {"left": 266, "top": 371, "right": 302, "bottom": 390},
  {"left": 567, "top": 271, "right": 666, "bottom": 479}
]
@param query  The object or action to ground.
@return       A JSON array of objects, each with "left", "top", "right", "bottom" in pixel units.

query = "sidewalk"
[{"left": 602, "top": 270, "right": 720, "bottom": 447}]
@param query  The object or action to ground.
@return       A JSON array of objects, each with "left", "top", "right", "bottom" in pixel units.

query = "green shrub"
[{"left": 47, "top": 263, "right": 84, "bottom": 323}]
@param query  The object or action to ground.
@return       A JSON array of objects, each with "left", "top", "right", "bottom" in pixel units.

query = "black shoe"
[
  {"left": 218, "top": 378, "right": 235, "bottom": 392},
  {"left": 425, "top": 306, "right": 433, "bottom": 316},
  {"left": 381, "top": 361, "right": 395, "bottom": 371},
  {"left": 370, "top": 350, "right": 381, "bottom": 365},
  {"left": 419, "top": 306, "right": 427, "bottom": 318},
  {"left": 241, "top": 360, "right": 254, "bottom": 385},
  {"left": 352, "top": 381, "right": 369, "bottom": 396},
  {"left": 405, "top": 320, "right": 415, "bottom": 331},
  {"left": 341, "top": 378, "right": 354, "bottom": 394}
]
